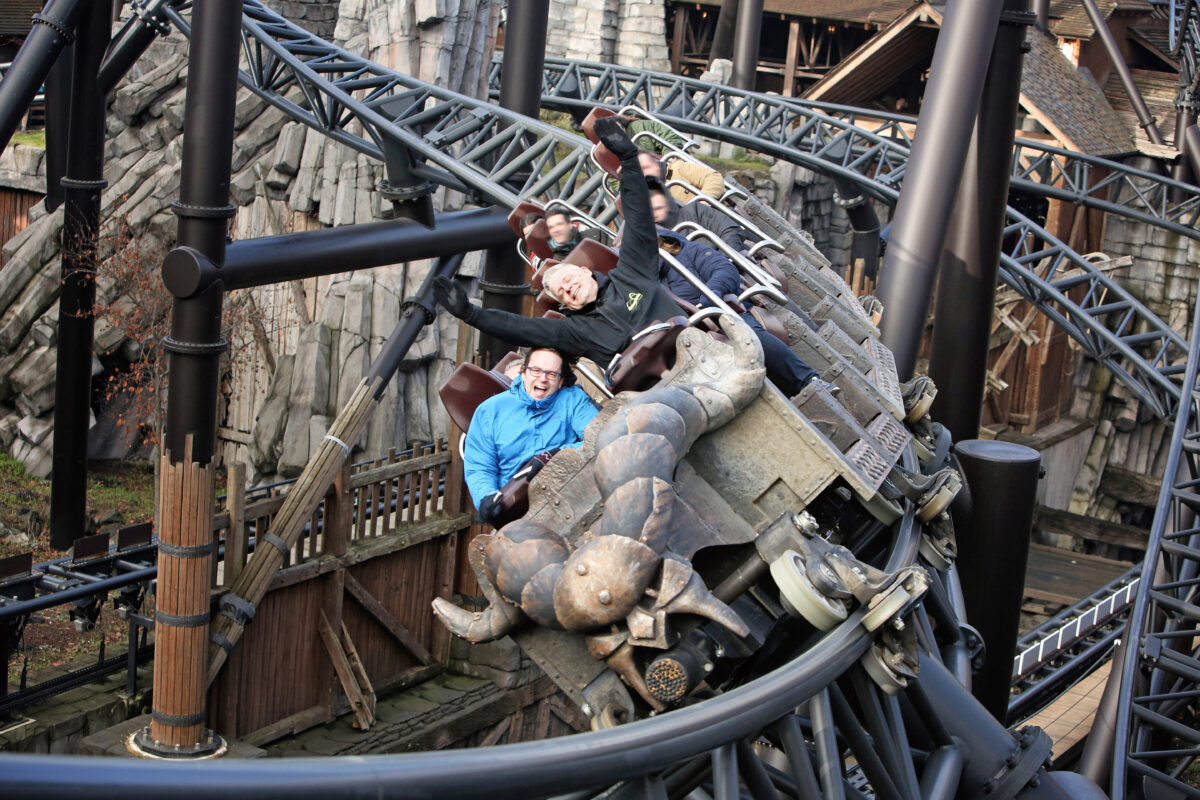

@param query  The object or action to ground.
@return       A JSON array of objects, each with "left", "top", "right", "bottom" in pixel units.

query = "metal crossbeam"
[
  {"left": 512, "top": 56, "right": 1200, "bottom": 239},
  {"left": 134, "top": 2, "right": 1190, "bottom": 421},
  {"left": 1111, "top": 281, "right": 1200, "bottom": 797}
]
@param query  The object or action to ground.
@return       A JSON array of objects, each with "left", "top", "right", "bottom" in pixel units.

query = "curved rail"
[
  {"left": 513, "top": 56, "right": 1200, "bottom": 239},
  {"left": 516, "top": 58, "right": 1189, "bottom": 419},
  {"left": 1110, "top": 285, "right": 1200, "bottom": 798},
  {"left": 114, "top": 1, "right": 1190, "bottom": 420}
]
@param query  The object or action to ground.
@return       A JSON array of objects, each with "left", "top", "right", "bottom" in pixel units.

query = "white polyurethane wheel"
[
  {"left": 904, "top": 387, "right": 935, "bottom": 424},
  {"left": 916, "top": 478, "right": 959, "bottom": 523},
  {"left": 769, "top": 550, "right": 848, "bottom": 631},
  {"left": 861, "top": 582, "right": 912, "bottom": 632},
  {"left": 861, "top": 647, "right": 907, "bottom": 695},
  {"left": 919, "top": 534, "right": 953, "bottom": 571}
]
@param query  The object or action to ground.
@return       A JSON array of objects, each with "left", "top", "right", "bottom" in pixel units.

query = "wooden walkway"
[{"left": 1026, "top": 660, "right": 1112, "bottom": 761}]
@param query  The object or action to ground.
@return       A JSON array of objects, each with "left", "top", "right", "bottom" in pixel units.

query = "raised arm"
[{"left": 594, "top": 118, "right": 660, "bottom": 286}]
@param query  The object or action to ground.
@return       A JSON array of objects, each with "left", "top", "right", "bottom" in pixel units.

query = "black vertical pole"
[
  {"left": 1170, "top": 99, "right": 1197, "bottom": 201},
  {"left": 875, "top": 0, "right": 1007, "bottom": 379},
  {"left": 1079, "top": 0, "right": 1164, "bottom": 146},
  {"left": 162, "top": 0, "right": 243, "bottom": 460},
  {"left": 928, "top": 1, "right": 1031, "bottom": 442},
  {"left": 0, "top": 0, "right": 84, "bottom": 152},
  {"left": 480, "top": 0, "right": 549, "bottom": 364},
  {"left": 951, "top": 439, "right": 1041, "bottom": 723},
  {"left": 729, "top": 0, "right": 762, "bottom": 91},
  {"left": 48, "top": 0, "right": 112, "bottom": 551}
]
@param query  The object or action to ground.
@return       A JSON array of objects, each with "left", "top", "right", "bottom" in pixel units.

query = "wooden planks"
[
  {"left": 1024, "top": 544, "right": 1132, "bottom": 607},
  {"left": 1028, "top": 660, "right": 1112, "bottom": 761}
]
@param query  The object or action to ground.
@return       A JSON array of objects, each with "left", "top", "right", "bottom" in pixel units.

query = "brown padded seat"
[
  {"left": 607, "top": 317, "right": 688, "bottom": 394},
  {"left": 581, "top": 107, "right": 615, "bottom": 144},
  {"left": 592, "top": 141, "right": 622, "bottom": 179},
  {"left": 507, "top": 201, "right": 555, "bottom": 261},
  {"left": 563, "top": 237, "right": 620, "bottom": 275},
  {"left": 437, "top": 362, "right": 538, "bottom": 528},
  {"left": 438, "top": 362, "right": 508, "bottom": 436}
]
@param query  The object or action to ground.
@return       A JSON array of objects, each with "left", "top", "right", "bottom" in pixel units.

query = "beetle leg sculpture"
[{"left": 432, "top": 535, "right": 524, "bottom": 642}]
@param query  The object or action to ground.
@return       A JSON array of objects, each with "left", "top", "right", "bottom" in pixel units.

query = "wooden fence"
[{"left": 204, "top": 440, "right": 474, "bottom": 743}]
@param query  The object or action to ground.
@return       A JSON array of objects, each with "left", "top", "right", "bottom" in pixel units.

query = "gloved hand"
[
  {"left": 511, "top": 449, "right": 561, "bottom": 482},
  {"left": 593, "top": 116, "right": 637, "bottom": 160},
  {"left": 477, "top": 491, "right": 504, "bottom": 525},
  {"left": 433, "top": 276, "right": 472, "bottom": 320}
]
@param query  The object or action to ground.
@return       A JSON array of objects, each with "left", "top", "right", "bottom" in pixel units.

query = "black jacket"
[
  {"left": 463, "top": 156, "right": 683, "bottom": 366},
  {"left": 657, "top": 193, "right": 750, "bottom": 253}
]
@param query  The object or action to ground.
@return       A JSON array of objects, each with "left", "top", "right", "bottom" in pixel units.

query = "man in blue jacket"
[{"left": 464, "top": 346, "right": 599, "bottom": 524}]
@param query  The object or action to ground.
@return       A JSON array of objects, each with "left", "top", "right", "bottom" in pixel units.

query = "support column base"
[{"left": 129, "top": 723, "right": 227, "bottom": 759}]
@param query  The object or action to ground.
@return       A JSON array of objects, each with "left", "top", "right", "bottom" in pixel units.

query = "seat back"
[
  {"left": 563, "top": 237, "right": 620, "bottom": 276},
  {"left": 581, "top": 106, "right": 616, "bottom": 144},
  {"left": 591, "top": 141, "right": 622, "bottom": 179},
  {"left": 607, "top": 317, "right": 688, "bottom": 394},
  {"left": 437, "top": 362, "right": 509, "bottom": 435}
]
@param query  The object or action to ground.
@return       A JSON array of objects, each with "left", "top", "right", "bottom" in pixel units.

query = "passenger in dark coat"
[
  {"left": 649, "top": 182, "right": 750, "bottom": 253},
  {"left": 656, "top": 230, "right": 817, "bottom": 396}
]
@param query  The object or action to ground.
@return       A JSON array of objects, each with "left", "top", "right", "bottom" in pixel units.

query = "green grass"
[{"left": 10, "top": 130, "right": 45, "bottom": 148}]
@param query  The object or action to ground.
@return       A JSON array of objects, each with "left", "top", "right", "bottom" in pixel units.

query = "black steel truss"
[
  {"left": 1111, "top": 291, "right": 1200, "bottom": 797},
  {"left": 516, "top": 56, "right": 1200, "bottom": 240},
  {"left": 112, "top": 1, "right": 1190, "bottom": 420}
]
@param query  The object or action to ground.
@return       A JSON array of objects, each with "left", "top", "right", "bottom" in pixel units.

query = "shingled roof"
[
  {"left": 1046, "top": 0, "right": 1156, "bottom": 40},
  {"left": 1020, "top": 27, "right": 1133, "bottom": 155},
  {"left": 805, "top": 3, "right": 1135, "bottom": 156}
]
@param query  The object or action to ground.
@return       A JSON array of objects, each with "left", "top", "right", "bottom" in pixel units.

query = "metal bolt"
[
  {"left": 892, "top": 617, "right": 905, "bottom": 631},
  {"left": 576, "top": 564, "right": 588, "bottom": 576},
  {"left": 581, "top": 703, "right": 592, "bottom": 716},
  {"left": 703, "top": 662, "right": 713, "bottom": 672},
  {"left": 598, "top": 590, "right": 612, "bottom": 605}
]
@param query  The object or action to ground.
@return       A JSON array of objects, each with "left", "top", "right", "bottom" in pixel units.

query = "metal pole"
[
  {"left": 141, "top": 0, "right": 244, "bottom": 758},
  {"left": 875, "top": 0, "right": 1007, "bottom": 379},
  {"left": 48, "top": 0, "right": 112, "bottom": 551},
  {"left": 1034, "top": 0, "right": 1049, "bottom": 31},
  {"left": 1078, "top": 0, "right": 1165, "bottom": 146},
  {"left": 729, "top": 0, "right": 762, "bottom": 91},
  {"left": 42, "top": 34, "right": 73, "bottom": 212},
  {"left": 0, "top": 0, "right": 84, "bottom": 152},
  {"left": 162, "top": 208, "right": 514, "bottom": 297},
  {"left": 951, "top": 439, "right": 1040, "bottom": 723},
  {"left": 928, "top": 1, "right": 1031, "bottom": 442},
  {"left": 833, "top": 178, "right": 881, "bottom": 282},
  {"left": 1170, "top": 103, "right": 1196, "bottom": 200},
  {"left": 482, "top": 0, "right": 550, "bottom": 363},
  {"left": 708, "top": 0, "right": 739, "bottom": 62}
]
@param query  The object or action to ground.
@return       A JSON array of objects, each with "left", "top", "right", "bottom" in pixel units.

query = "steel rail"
[
  {"left": 123, "top": 1, "right": 1188, "bottom": 420},
  {"left": 514, "top": 56, "right": 1200, "bottom": 238},
  {"left": 1110, "top": 272, "right": 1200, "bottom": 797}
]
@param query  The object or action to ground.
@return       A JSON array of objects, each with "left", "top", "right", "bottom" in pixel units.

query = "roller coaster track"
[
  {"left": 1111, "top": 293, "right": 1200, "bottom": 799},
  {"left": 508, "top": 57, "right": 1192, "bottom": 420},
  {"left": 138, "top": 1, "right": 1191, "bottom": 421},
  {"left": 511, "top": 56, "right": 1200, "bottom": 241},
  {"left": 6, "top": 4, "right": 1166, "bottom": 796}
]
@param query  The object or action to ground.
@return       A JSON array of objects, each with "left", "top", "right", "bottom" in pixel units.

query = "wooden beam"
[
  {"left": 1099, "top": 466, "right": 1162, "bottom": 507},
  {"left": 344, "top": 571, "right": 434, "bottom": 665},
  {"left": 317, "top": 609, "right": 374, "bottom": 730},
  {"left": 1034, "top": 506, "right": 1149, "bottom": 551},
  {"left": 783, "top": 20, "right": 800, "bottom": 97}
]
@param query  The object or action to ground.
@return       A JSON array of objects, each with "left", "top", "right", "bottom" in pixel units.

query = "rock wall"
[
  {"left": 544, "top": 0, "right": 670, "bottom": 72},
  {"left": 0, "top": 0, "right": 496, "bottom": 483}
]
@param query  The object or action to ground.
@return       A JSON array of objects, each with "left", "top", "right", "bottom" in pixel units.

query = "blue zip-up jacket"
[{"left": 463, "top": 380, "right": 598, "bottom": 508}]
